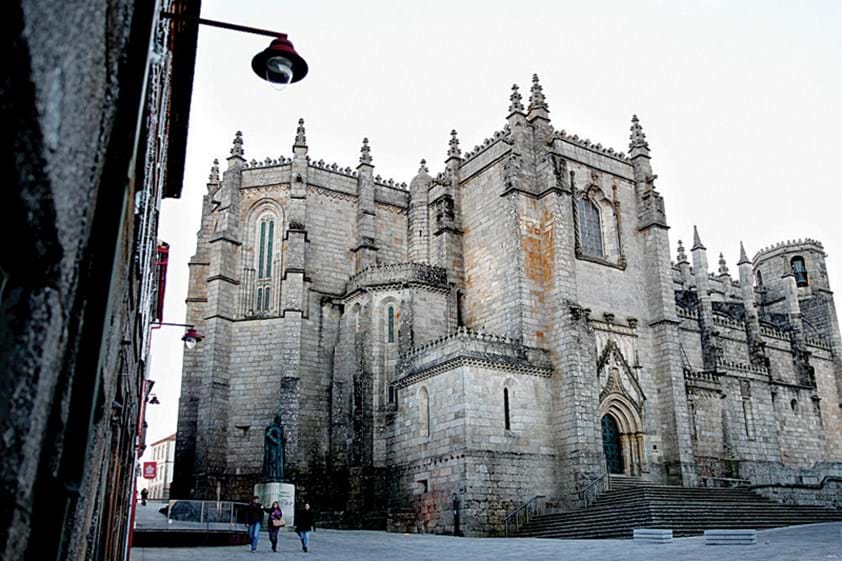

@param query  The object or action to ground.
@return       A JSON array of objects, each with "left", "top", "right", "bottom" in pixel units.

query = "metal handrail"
[
  {"left": 162, "top": 499, "right": 251, "bottom": 530},
  {"left": 503, "top": 495, "right": 546, "bottom": 537},
  {"left": 580, "top": 473, "right": 610, "bottom": 504},
  {"left": 503, "top": 473, "right": 611, "bottom": 537}
]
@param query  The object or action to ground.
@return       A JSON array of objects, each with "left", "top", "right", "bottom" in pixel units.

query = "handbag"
[{"left": 272, "top": 516, "right": 286, "bottom": 528}]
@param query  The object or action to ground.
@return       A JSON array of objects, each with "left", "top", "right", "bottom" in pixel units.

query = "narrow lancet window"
[
  {"left": 266, "top": 220, "right": 274, "bottom": 277},
  {"left": 420, "top": 387, "right": 430, "bottom": 437},
  {"left": 258, "top": 220, "right": 266, "bottom": 278},
  {"left": 504, "top": 387, "right": 511, "bottom": 430},
  {"left": 387, "top": 306, "right": 395, "bottom": 343},
  {"left": 254, "top": 215, "right": 276, "bottom": 315}
]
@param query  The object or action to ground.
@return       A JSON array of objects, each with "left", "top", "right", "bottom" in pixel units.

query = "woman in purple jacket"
[{"left": 265, "top": 501, "right": 285, "bottom": 552}]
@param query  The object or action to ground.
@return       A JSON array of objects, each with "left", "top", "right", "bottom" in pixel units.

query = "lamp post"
[{"left": 161, "top": 12, "right": 309, "bottom": 88}]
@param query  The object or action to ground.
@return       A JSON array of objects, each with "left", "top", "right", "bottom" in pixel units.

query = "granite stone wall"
[{"left": 176, "top": 87, "right": 842, "bottom": 534}]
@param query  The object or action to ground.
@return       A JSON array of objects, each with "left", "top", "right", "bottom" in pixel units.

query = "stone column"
[
  {"left": 692, "top": 226, "right": 719, "bottom": 372},
  {"left": 354, "top": 138, "right": 378, "bottom": 271},
  {"left": 276, "top": 121, "right": 311, "bottom": 473},
  {"left": 408, "top": 160, "right": 431, "bottom": 264},
  {"left": 194, "top": 133, "right": 247, "bottom": 495},
  {"left": 631, "top": 116, "right": 696, "bottom": 486},
  {"left": 620, "top": 434, "right": 633, "bottom": 476},
  {"left": 428, "top": 132, "right": 465, "bottom": 330},
  {"left": 635, "top": 433, "right": 646, "bottom": 474},
  {"left": 783, "top": 257, "right": 814, "bottom": 386},
  {"left": 738, "top": 242, "right": 767, "bottom": 368}
]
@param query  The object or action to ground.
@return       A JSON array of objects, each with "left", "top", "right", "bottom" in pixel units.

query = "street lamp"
[
  {"left": 151, "top": 322, "right": 204, "bottom": 349},
  {"left": 251, "top": 34, "right": 308, "bottom": 89},
  {"left": 162, "top": 12, "right": 309, "bottom": 89},
  {"left": 181, "top": 327, "right": 204, "bottom": 349}
]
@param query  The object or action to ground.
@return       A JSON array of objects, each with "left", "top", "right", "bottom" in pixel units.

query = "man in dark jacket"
[
  {"left": 245, "top": 496, "right": 264, "bottom": 552},
  {"left": 295, "top": 503, "right": 316, "bottom": 552}
]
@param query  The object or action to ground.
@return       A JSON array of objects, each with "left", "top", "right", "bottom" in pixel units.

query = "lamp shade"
[{"left": 251, "top": 34, "right": 308, "bottom": 84}]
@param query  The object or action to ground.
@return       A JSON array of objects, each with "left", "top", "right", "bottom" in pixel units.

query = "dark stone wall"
[{"left": 0, "top": 1, "right": 162, "bottom": 560}]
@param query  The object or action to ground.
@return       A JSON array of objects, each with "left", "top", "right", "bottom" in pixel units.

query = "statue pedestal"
[{"left": 254, "top": 482, "right": 295, "bottom": 528}]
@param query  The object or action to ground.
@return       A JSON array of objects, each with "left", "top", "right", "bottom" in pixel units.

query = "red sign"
[{"left": 143, "top": 462, "right": 157, "bottom": 480}]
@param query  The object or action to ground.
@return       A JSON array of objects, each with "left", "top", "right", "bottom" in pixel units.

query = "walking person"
[
  {"left": 245, "top": 496, "right": 265, "bottom": 553},
  {"left": 140, "top": 488, "right": 148, "bottom": 506},
  {"left": 265, "top": 501, "right": 285, "bottom": 552},
  {"left": 295, "top": 503, "right": 315, "bottom": 553}
]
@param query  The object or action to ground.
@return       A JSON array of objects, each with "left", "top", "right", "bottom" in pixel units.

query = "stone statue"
[{"left": 263, "top": 415, "right": 285, "bottom": 482}]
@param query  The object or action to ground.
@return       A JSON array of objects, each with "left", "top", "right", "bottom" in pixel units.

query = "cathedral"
[{"left": 173, "top": 75, "right": 842, "bottom": 535}]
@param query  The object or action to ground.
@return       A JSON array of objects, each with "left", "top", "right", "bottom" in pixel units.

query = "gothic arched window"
[
  {"left": 255, "top": 216, "right": 275, "bottom": 314},
  {"left": 577, "top": 197, "right": 603, "bottom": 258},
  {"left": 791, "top": 256, "right": 808, "bottom": 287},
  {"left": 387, "top": 306, "right": 395, "bottom": 343}
]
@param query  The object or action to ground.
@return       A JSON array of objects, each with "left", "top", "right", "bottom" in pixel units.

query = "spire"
[
  {"left": 629, "top": 115, "right": 650, "bottom": 156},
  {"left": 676, "top": 240, "right": 688, "bottom": 263},
  {"left": 447, "top": 129, "right": 461, "bottom": 160},
  {"left": 738, "top": 241, "right": 751, "bottom": 265},
  {"left": 208, "top": 158, "right": 220, "bottom": 182},
  {"left": 528, "top": 73, "right": 548, "bottom": 111},
  {"left": 418, "top": 158, "right": 429, "bottom": 175},
  {"left": 527, "top": 74, "right": 550, "bottom": 123},
  {"left": 294, "top": 118, "right": 307, "bottom": 147},
  {"left": 359, "top": 137, "right": 372, "bottom": 166},
  {"left": 229, "top": 130, "right": 244, "bottom": 158},
  {"left": 691, "top": 225, "right": 706, "bottom": 251},
  {"left": 508, "top": 84, "right": 524, "bottom": 114},
  {"left": 718, "top": 253, "right": 729, "bottom": 276}
]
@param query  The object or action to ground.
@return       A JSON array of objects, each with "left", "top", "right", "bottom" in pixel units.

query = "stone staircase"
[
  {"left": 516, "top": 476, "right": 842, "bottom": 539},
  {"left": 606, "top": 474, "right": 652, "bottom": 490}
]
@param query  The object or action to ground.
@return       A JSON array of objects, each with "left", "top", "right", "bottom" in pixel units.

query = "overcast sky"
[{"left": 144, "top": 0, "right": 842, "bottom": 449}]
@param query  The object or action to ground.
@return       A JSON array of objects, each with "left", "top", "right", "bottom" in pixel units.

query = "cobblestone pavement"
[{"left": 132, "top": 522, "right": 842, "bottom": 561}]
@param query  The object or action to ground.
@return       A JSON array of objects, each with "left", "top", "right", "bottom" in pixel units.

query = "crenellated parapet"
[
  {"left": 241, "top": 154, "right": 409, "bottom": 190},
  {"left": 345, "top": 262, "right": 448, "bottom": 296},
  {"left": 460, "top": 127, "right": 510, "bottom": 163},
  {"left": 552, "top": 129, "right": 630, "bottom": 162},
  {"left": 398, "top": 325, "right": 554, "bottom": 387},
  {"left": 754, "top": 238, "right": 825, "bottom": 259}
]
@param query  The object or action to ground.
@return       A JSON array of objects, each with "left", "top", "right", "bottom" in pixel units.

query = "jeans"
[
  {"left": 268, "top": 527, "right": 279, "bottom": 550},
  {"left": 247, "top": 522, "right": 261, "bottom": 551},
  {"left": 299, "top": 530, "right": 310, "bottom": 549}
]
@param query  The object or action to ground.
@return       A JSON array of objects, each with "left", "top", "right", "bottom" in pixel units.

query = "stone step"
[
  {"left": 532, "top": 504, "right": 842, "bottom": 522},
  {"left": 532, "top": 511, "right": 842, "bottom": 528},
  {"left": 525, "top": 515, "right": 842, "bottom": 532},
  {"left": 608, "top": 475, "right": 664, "bottom": 490},
  {"left": 521, "top": 517, "right": 842, "bottom": 539},
  {"left": 514, "top": 485, "right": 842, "bottom": 539}
]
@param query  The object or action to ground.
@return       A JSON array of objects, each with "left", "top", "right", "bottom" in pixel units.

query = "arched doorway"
[
  {"left": 599, "top": 394, "right": 645, "bottom": 476},
  {"left": 601, "top": 414, "right": 624, "bottom": 474}
]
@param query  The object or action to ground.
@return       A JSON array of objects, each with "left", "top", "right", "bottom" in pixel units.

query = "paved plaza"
[{"left": 132, "top": 522, "right": 842, "bottom": 561}]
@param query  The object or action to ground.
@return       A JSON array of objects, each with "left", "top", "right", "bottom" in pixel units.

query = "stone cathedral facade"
[{"left": 174, "top": 76, "right": 842, "bottom": 535}]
